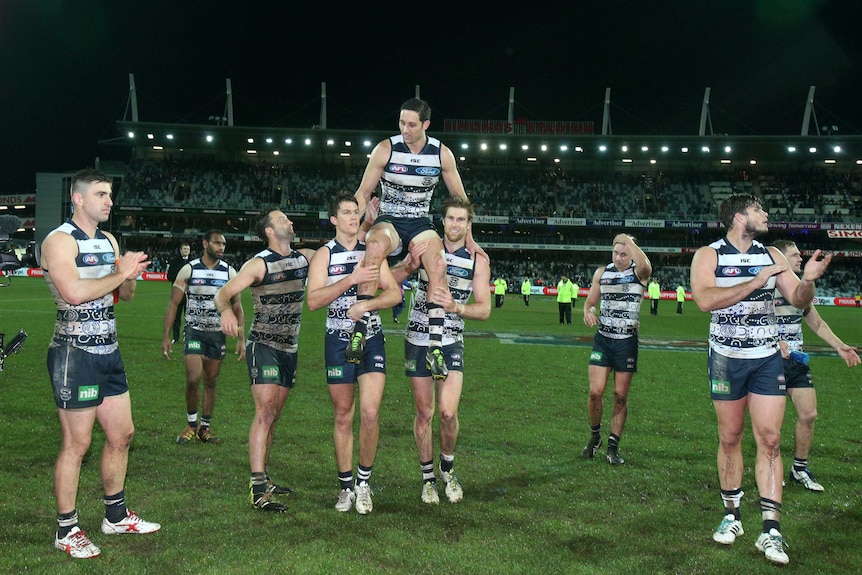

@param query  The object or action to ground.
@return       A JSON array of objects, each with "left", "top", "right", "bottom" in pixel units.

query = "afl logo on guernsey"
[
  {"left": 389, "top": 164, "right": 409, "bottom": 173},
  {"left": 190, "top": 278, "right": 206, "bottom": 285},
  {"left": 329, "top": 265, "right": 347, "bottom": 275},
  {"left": 82, "top": 254, "right": 99, "bottom": 265},
  {"left": 722, "top": 267, "right": 741, "bottom": 276},
  {"left": 416, "top": 167, "right": 440, "bottom": 176}
]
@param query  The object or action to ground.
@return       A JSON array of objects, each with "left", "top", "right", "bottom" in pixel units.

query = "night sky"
[{"left": 1, "top": 0, "right": 860, "bottom": 195}]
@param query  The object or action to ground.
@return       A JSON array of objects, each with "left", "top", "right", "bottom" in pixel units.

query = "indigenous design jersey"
[
  {"left": 774, "top": 289, "right": 805, "bottom": 352},
  {"left": 708, "top": 238, "right": 778, "bottom": 359},
  {"left": 378, "top": 135, "right": 442, "bottom": 219},
  {"left": 183, "top": 258, "right": 233, "bottom": 332},
  {"left": 406, "top": 245, "right": 474, "bottom": 346},
  {"left": 597, "top": 262, "right": 645, "bottom": 340},
  {"left": 323, "top": 239, "right": 382, "bottom": 341},
  {"left": 249, "top": 248, "right": 309, "bottom": 353},
  {"left": 44, "top": 220, "right": 118, "bottom": 355}
]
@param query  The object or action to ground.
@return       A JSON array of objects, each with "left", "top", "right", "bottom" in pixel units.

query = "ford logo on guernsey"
[
  {"left": 388, "top": 164, "right": 409, "bottom": 173},
  {"left": 723, "top": 267, "right": 741, "bottom": 276},
  {"left": 82, "top": 254, "right": 99, "bottom": 265},
  {"left": 102, "top": 253, "right": 116, "bottom": 263},
  {"left": 212, "top": 279, "right": 227, "bottom": 287},
  {"left": 447, "top": 266, "right": 468, "bottom": 277},
  {"left": 416, "top": 167, "right": 440, "bottom": 176}
]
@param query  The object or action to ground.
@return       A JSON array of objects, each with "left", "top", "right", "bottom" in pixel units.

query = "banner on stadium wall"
[{"left": 0, "top": 194, "right": 36, "bottom": 206}]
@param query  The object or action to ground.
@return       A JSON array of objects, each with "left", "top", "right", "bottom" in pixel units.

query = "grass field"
[{"left": 0, "top": 277, "right": 860, "bottom": 574}]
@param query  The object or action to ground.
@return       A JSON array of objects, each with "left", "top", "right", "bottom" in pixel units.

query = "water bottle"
[{"left": 789, "top": 350, "right": 810, "bottom": 365}]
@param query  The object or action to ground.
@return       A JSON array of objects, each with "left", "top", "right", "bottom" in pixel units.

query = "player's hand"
[
  {"left": 161, "top": 337, "right": 173, "bottom": 360},
  {"left": 117, "top": 251, "right": 150, "bottom": 280},
  {"left": 755, "top": 264, "right": 787, "bottom": 288},
  {"left": 347, "top": 300, "right": 366, "bottom": 322},
  {"left": 778, "top": 340, "right": 790, "bottom": 359},
  {"left": 801, "top": 249, "right": 832, "bottom": 282},
  {"left": 431, "top": 285, "right": 455, "bottom": 310},
  {"left": 234, "top": 337, "right": 246, "bottom": 361},
  {"left": 350, "top": 259, "right": 379, "bottom": 286},
  {"left": 838, "top": 344, "right": 860, "bottom": 368},
  {"left": 220, "top": 310, "right": 238, "bottom": 338},
  {"left": 583, "top": 308, "right": 598, "bottom": 328},
  {"left": 408, "top": 239, "right": 430, "bottom": 262}
]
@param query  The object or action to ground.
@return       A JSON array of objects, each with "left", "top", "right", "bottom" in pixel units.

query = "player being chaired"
[{"left": 347, "top": 97, "right": 486, "bottom": 380}]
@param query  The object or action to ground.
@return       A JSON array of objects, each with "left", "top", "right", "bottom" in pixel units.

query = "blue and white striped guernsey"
[
  {"left": 774, "top": 289, "right": 805, "bottom": 352},
  {"left": 248, "top": 248, "right": 309, "bottom": 354},
  {"left": 406, "top": 245, "right": 475, "bottom": 347},
  {"left": 44, "top": 220, "right": 119, "bottom": 355},
  {"left": 378, "top": 135, "right": 442, "bottom": 219},
  {"left": 323, "top": 238, "right": 382, "bottom": 341},
  {"left": 597, "top": 262, "right": 645, "bottom": 340},
  {"left": 708, "top": 238, "right": 779, "bottom": 359},
  {"left": 184, "top": 258, "right": 233, "bottom": 332}
]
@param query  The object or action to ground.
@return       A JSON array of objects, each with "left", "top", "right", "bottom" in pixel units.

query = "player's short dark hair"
[
  {"left": 328, "top": 192, "right": 358, "bottom": 218},
  {"left": 256, "top": 206, "right": 280, "bottom": 242},
  {"left": 70, "top": 168, "right": 111, "bottom": 196},
  {"left": 203, "top": 229, "right": 224, "bottom": 243},
  {"left": 718, "top": 193, "right": 762, "bottom": 230},
  {"left": 401, "top": 98, "right": 431, "bottom": 123}
]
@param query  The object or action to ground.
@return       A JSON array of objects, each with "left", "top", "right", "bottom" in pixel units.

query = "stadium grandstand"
[{"left": 23, "top": 81, "right": 862, "bottom": 302}]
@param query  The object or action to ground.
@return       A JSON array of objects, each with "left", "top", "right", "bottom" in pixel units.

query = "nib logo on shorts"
[
  {"left": 590, "top": 351, "right": 603, "bottom": 361},
  {"left": 711, "top": 380, "right": 731, "bottom": 395},
  {"left": 327, "top": 366, "right": 343, "bottom": 378},
  {"left": 188, "top": 340, "right": 202, "bottom": 350},
  {"left": 78, "top": 385, "right": 99, "bottom": 401},
  {"left": 262, "top": 366, "right": 279, "bottom": 379},
  {"left": 405, "top": 359, "right": 417, "bottom": 373}
]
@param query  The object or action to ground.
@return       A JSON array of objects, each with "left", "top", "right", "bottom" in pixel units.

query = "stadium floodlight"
[
  {"left": 621, "top": 145, "right": 628, "bottom": 152},
  {"left": 787, "top": 146, "right": 797, "bottom": 152},
  {"left": 499, "top": 144, "right": 508, "bottom": 150},
  {"left": 540, "top": 145, "right": 548, "bottom": 152},
  {"left": 266, "top": 138, "right": 273, "bottom": 144},
  {"left": 622, "top": 158, "right": 632, "bottom": 163},
  {"left": 326, "top": 139, "right": 335, "bottom": 146},
  {"left": 750, "top": 159, "right": 757, "bottom": 165},
  {"left": 285, "top": 138, "right": 293, "bottom": 145},
  {"left": 808, "top": 147, "right": 817, "bottom": 153},
  {"left": 599, "top": 145, "right": 607, "bottom": 152},
  {"left": 521, "top": 144, "right": 529, "bottom": 151},
  {"left": 480, "top": 143, "right": 488, "bottom": 150},
  {"left": 554, "top": 158, "right": 561, "bottom": 163},
  {"left": 152, "top": 146, "right": 163, "bottom": 150},
  {"left": 166, "top": 134, "right": 174, "bottom": 140},
  {"left": 661, "top": 146, "right": 669, "bottom": 152},
  {"left": 147, "top": 133, "right": 154, "bottom": 140},
  {"left": 824, "top": 159, "right": 836, "bottom": 164},
  {"left": 247, "top": 138, "right": 254, "bottom": 144},
  {"left": 641, "top": 146, "right": 648, "bottom": 152},
  {"left": 833, "top": 145, "right": 841, "bottom": 153},
  {"left": 681, "top": 147, "right": 689, "bottom": 153},
  {"left": 304, "top": 138, "right": 312, "bottom": 145},
  {"left": 127, "top": 131, "right": 135, "bottom": 139},
  {"left": 721, "top": 159, "right": 731, "bottom": 164},
  {"left": 724, "top": 146, "right": 731, "bottom": 153},
  {"left": 526, "top": 157, "right": 537, "bottom": 162},
  {"left": 345, "top": 141, "right": 352, "bottom": 147},
  {"left": 701, "top": 146, "right": 710, "bottom": 153},
  {"left": 560, "top": 145, "right": 568, "bottom": 151},
  {"left": 650, "top": 159, "right": 656, "bottom": 164},
  {"left": 575, "top": 146, "right": 584, "bottom": 152},
  {"left": 246, "top": 149, "right": 257, "bottom": 154},
  {"left": 273, "top": 151, "right": 280, "bottom": 156}
]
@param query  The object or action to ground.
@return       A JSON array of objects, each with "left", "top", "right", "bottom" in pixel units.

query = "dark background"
[{"left": 2, "top": 1, "right": 860, "bottom": 194}]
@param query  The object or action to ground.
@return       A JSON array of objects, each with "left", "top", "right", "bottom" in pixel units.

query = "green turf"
[{"left": 0, "top": 278, "right": 860, "bottom": 574}]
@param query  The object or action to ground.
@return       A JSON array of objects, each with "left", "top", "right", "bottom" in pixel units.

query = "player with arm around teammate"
[
  {"left": 690, "top": 193, "right": 832, "bottom": 565},
  {"left": 306, "top": 192, "right": 402, "bottom": 514},
  {"left": 391, "top": 196, "right": 491, "bottom": 505}
]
